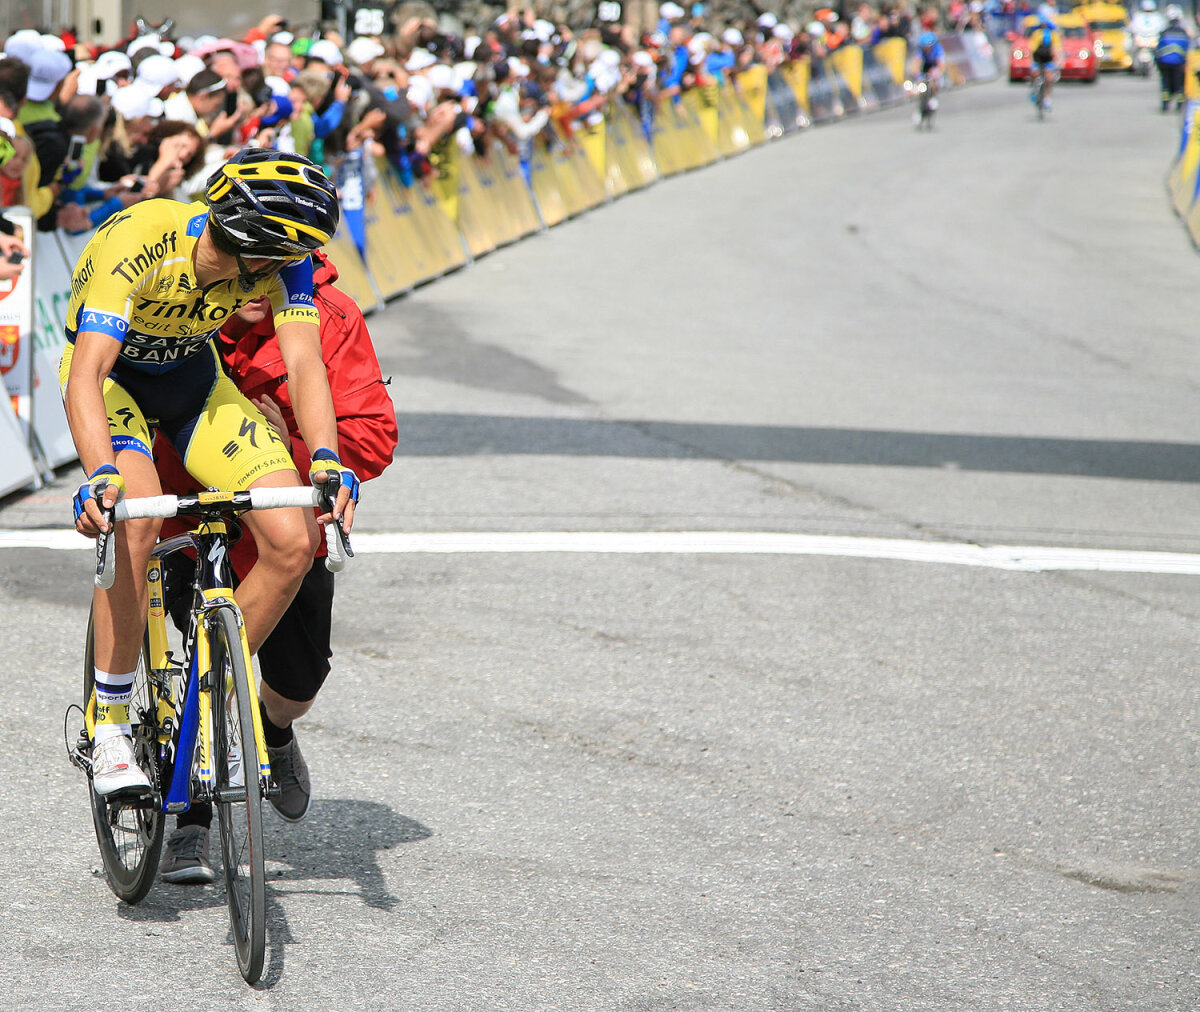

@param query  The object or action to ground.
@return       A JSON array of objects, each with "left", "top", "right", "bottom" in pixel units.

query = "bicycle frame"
[{"left": 159, "top": 519, "right": 272, "bottom": 813}]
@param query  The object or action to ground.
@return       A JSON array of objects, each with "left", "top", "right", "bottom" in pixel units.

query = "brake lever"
[{"left": 94, "top": 506, "right": 116, "bottom": 589}]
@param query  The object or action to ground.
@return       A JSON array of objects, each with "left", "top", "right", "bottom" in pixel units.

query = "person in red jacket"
[{"left": 154, "top": 249, "right": 398, "bottom": 883}]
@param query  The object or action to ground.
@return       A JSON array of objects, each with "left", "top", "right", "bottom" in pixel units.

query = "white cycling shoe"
[{"left": 92, "top": 734, "right": 151, "bottom": 796}]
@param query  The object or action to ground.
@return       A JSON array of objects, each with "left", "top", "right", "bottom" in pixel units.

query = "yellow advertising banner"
[
  {"left": 780, "top": 60, "right": 810, "bottom": 113},
  {"left": 873, "top": 38, "right": 907, "bottom": 87},
  {"left": 829, "top": 46, "right": 864, "bottom": 103},
  {"left": 455, "top": 155, "right": 498, "bottom": 258},
  {"left": 375, "top": 164, "right": 447, "bottom": 285},
  {"left": 530, "top": 141, "right": 568, "bottom": 226}
]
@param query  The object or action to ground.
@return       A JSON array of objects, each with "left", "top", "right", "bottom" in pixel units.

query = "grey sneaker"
[
  {"left": 160, "top": 825, "right": 215, "bottom": 884},
  {"left": 268, "top": 735, "right": 311, "bottom": 822}
]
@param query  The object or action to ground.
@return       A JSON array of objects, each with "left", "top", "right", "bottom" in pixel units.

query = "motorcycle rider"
[
  {"left": 1132, "top": 0, "right": 1168, "bottom": 39},
  {"left": 1155, "top": 5, "right": 1191, "bottom": 111},
  {"left": 1132, "top": 0, "right": 1169, "bottom": 75}
]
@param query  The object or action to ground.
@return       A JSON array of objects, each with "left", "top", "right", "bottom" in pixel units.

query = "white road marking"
[{"left": 3, "top": 529, "right": 1200, "bottom": 575}]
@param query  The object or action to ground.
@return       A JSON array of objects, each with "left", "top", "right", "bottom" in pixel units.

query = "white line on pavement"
[{"left": 3, "top": 529, "right": 1200, "bottom": 575}]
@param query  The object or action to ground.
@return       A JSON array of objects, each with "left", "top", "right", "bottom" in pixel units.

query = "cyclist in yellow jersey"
[
  {"left": 62, "top": 149, "right": 359, "bottom": 798},
  {"left": 1028, "top": 8, "right": 1062, "bottom": 111}
]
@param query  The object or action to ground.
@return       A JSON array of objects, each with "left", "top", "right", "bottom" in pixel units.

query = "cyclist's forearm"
[
  {"left": 277, "top": 323, "right": 340, "bottom": 460},
  {"left": 287, "top": 363, "right": 340, "bottom": 463}
]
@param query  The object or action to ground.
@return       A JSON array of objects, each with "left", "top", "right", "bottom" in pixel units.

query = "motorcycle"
[{"left": 1131, "top": 33, "right": 1157, "bottom": 76}]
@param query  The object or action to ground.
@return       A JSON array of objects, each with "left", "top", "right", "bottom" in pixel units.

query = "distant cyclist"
[
  {"left": 1028, "top": 6, "right": 1060, "bottom": 112},
  {"left": 1155, "top": 5, "right": 1191, "bottom": 111},
  {"left": 914, "top": 30, "right": 946, "bottom": 82}
]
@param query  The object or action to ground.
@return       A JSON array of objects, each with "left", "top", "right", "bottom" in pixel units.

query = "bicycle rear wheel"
[
  {"left": 208, "top": 606, "right": 266, "bottom": 983},
  {"left": 83, "top": 608, "right": 164, "bottom": 904}
]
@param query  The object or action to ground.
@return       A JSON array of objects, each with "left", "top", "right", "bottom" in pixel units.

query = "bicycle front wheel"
[
  {"left": 207, "top": 606, "right": 266, "bottom": 983},
  {"left": 82, "top": 608, "right": 164, "bottom": 904}
]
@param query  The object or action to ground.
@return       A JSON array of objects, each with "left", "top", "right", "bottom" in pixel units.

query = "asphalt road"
[{"left": 2, "top": 70, "right": 1199, "bottom": 1009}]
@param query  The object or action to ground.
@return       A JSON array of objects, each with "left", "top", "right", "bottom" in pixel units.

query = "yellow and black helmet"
[{"left": 203, "top": 149, "right": 339, "bottom": 258}]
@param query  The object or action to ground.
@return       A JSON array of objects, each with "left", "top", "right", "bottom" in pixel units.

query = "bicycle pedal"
[{"left": 100, "top": 784, "right": 157, "bottom": 810}]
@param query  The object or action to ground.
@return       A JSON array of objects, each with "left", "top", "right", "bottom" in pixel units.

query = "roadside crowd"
[{"left": 0, "top": 4, "right": 951, "bottom": 245}]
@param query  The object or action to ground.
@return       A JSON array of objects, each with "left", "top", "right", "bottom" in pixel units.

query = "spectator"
[
  {"left": 20, "top": 49, "right": 75, "bottom": 187},
  {"left": 162, "top": 68, "right": 227, "bottom": 136},
  {"left": 262, "top": 39, "right": 294, "bottom": 82},
  {"left": 0, "top": 131, "right": 31, "bottom": 207}
]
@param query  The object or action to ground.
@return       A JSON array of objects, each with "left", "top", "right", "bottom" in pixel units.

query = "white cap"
[
  {"left": 465, "top": 35, "right": 482, "bottom": 59},
  {"left": 807, "top": 21, "right": 826, "bottom": 35},
  {"left": 532, "top": 18, "right": 556, "bottom": 42},
  {"left": 4, "top": 30, "right": 45, "bottom": 65},
  {"left": 94, "top": 49, "right": 133, "bottom": 79},
  {"left": 26, "top": 49, "right": 72, "bottom": 102},
  {"left": 426, "top": 63, "right": 460, "bottom": 92},
  {"left": 173, "top": 54, "right": 205, "bottom": 86},
  {"left": 111, "top": 82, "right": 163, "bottom": 119},
  {"left": 39, "top": 34, "right": 66, "bottom": 52},
  {"left": 74, "top": 64, "right": 103, "bottom": 96},
  {"left": 722, "top": 28, "right": 744, "bottom": 45},
  {"left": 773, "top": 24, "right": 793, "bottom": 39},
  {"left": 347, "top": 36, "right": 386, "bottom": 65},
  {"left": 406, "top": 75, "right": 434, "bottom": 109},
  {"left": 507, "top": 57, "right": 531, "bottom": 76},
  {"left": 660, "top": 2, "right": 686, "bottom": 19},
  {"left": 136, "top": 54, "right": 181, "bottom": 90},
  {"left": 757, "top": 12, "right": 778, "bottom": 28},
  {"left": 307, "top": 39, "right": 342, "bottom": 65},
  {"left": 632, "top": 50, "right": 655, "bottom": 67},
  {"left": 405, "top": 49, "right": 437, "bottom": 71},
  {"left": 264, "top": 75, "right": 291, "bottom": 96}
]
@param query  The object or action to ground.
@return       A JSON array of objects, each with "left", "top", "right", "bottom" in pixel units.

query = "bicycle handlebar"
[{"left": 95, "top": 487, "right": 352, "bottom": 589}]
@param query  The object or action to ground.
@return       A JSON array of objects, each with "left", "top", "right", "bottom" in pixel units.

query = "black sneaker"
[
  {"left": 160, "top": 825, "right": 215, "bottom": 884},
  {"left": 268, "top": 735, "right": 311, "bottom": 822}
]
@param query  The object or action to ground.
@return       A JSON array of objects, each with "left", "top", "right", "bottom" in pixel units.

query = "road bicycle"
[
  {"left": 1030, "top": 66, "right": 1057, "bottom": 120},
  {"left": 914, "top": 74, "right": 939, "bottom": 130},
  {"left": 65, "top": 486, "right": 348, "bottom": 983}
]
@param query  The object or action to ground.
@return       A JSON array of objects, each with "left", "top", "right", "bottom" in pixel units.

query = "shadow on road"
[
  {"left": 113, "top": 799, "right": 432, "bottom": 987},
  {"left": 394, "top": 412, "right": 1200, "bottom": 483}
]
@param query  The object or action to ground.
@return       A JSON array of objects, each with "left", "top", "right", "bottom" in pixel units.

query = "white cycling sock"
[{"left": 93, "top": 668, "right": 137, "bottom": 743}]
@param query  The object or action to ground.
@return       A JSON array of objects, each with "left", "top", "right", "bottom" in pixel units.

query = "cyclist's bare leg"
[
  {"left": 90, "top": 448, "right": 163, "bottom": 673},
  {"left": 236, "top": 469, "right": 320, "bottom": 656},
  {"left": 259, "top": 682, "right": 314, "bottom": 726}
]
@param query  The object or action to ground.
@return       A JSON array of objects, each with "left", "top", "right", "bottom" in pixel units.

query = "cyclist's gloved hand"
[
  {"left": 309, "top": 448, "right": 360, "bottom": 521},
  {"left": 73, "top": 465, "right": 125, "bottom": 531}
]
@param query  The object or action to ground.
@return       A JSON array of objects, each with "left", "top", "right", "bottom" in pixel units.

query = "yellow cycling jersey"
[{"left": 66, "top": 198, "right": 321, "bottom": 374}]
